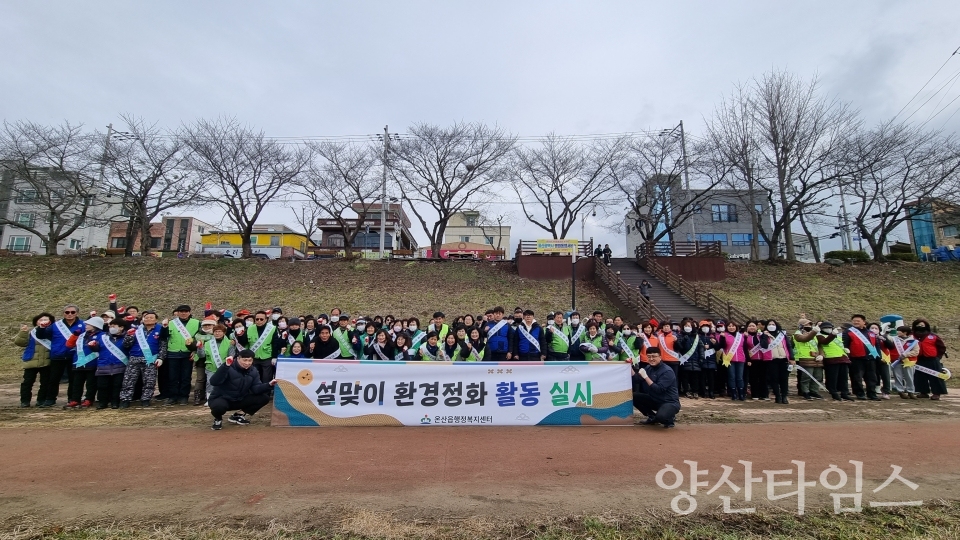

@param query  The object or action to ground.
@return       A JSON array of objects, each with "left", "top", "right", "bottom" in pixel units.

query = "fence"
[
  {"left": 594, "top": 257, "right": 667, "bottom": 321},
  {"left": 635, "top": 241, "right": 722, "bottom": 259},
  {"left": 643, "top": 257, "right": 750, "bottom": 323}
]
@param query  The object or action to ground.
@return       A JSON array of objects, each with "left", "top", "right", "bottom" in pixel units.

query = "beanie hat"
[
  {"left": 288, "top": 317, "right": 302, "bottom": 326},
  {"left": 649, "top": 318, "right": 659, "bottom": 328},
  {"left": 87, "top": 316, "right": 105, "bottom": 330}
]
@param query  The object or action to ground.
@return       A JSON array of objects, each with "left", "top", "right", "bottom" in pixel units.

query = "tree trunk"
[
  {"left": 777, "top": 170, "right": 796, "bottom": 261},
  {"left": 241, "top": 228, "right": 253, "bottom": 258},
  {"left": 45, "top": 235, "right": 59, "bottom": 255},
  {"left": 797, "top": 206, "right": 821, "bottom": 263},
  {"left": 123, "top": 215, "right": 138, "bottom": 256},
  {"left": 139, "top": 218, "right": 153, "bottom": 256}
]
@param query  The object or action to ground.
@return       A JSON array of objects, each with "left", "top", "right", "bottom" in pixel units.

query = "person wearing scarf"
[
  {"left": 676, "top": 318, "right": 703, "bottom": 399},
  {"left": 418, "top": 332, "right": 441, "bottom": 361},
  {"left": 717, "top": 321, "right": 747, "bottom": 401},
  {"left": 764, "top": 319, "right": 793, "bottom": 404},
  {"left": 744, "top": 321, "right": 771, "bottom": 401},
  {"left": 440, "top": 333, "right": 460, "bottom": 361},
  {"left": 460, "top": 327, "right": 486, "bottom": 362},
  {"left": 364, "top": 329, "right": 396, "bottom": 361},
  {"left": 14, "top": 312, "right": 55, "bottom": 408}
]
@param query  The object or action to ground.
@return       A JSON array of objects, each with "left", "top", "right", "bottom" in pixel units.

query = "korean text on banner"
[
  {"left": 536, "top": 239, "right": 578, "bottom": 254},
  {"left": 271, "top": 359, "right": 634, "bottom": 427}
]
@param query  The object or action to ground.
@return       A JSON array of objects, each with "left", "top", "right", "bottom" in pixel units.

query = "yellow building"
[{"left": 200, "top": 224, "right": 314, "bottom": 259}]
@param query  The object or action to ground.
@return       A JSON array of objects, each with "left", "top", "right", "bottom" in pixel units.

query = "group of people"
[{"left": 14, "top": 294, "right": 950, "bottom": 431}]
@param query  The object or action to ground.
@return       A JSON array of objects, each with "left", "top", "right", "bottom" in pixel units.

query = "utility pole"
[
  {"left": 380, "top": 125, "right": 389, "bottom": 259},
  {"left": 678, "top": 121, "right": 696, "bottom": 243},
  {"left": 838, "top": 184, "right": 853, "bottom": 251}
]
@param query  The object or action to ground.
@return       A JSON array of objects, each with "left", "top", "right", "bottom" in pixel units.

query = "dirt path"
[{"left": 2, "top": 419, "right": 959, "bottom": 524}]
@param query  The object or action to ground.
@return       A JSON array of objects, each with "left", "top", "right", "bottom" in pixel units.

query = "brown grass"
[{"left": 0, "top": 257, "right": 614, "bottom": 384}]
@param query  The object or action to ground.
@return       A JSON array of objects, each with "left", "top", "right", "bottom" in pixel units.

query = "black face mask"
[{"left": 802, "top": 327, "right": 813, "bottom": 332}]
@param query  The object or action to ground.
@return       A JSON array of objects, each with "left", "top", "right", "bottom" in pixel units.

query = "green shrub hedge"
[
  {"left": 886, "top": 252, "right": 919, "bottom": 262},
  {"left": 824, "top": 250, "right": 871, "bottom": 262}
]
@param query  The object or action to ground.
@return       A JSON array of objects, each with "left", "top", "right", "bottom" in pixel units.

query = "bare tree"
[
  {"left": 509, "top": 135, "right": 624, "bottom": 239},
  {"left": 706, "top": 71, "right": 861, "bottom": 261},
  {"left": 295, "top": 142, "right": 380, "bottom": 248},
  {"left": 0, "top": 121, "right": 108, "bottom": 255},
  {"left": 475, "top": 210, "right": 512, "bottom": 253},
  {"left": 105, "top": 115, "right": 201, "bottom": 256},
  {"left": 288, "top": 202, "right": 323, "bottom": 246},
  {"left": 184, "top": 117, "right": 308, "bottom": 258},
  {"left": 390, "top": 122, "right": 516, "bottom": 256},
  {"left": 610, "top": 133, "right": 726, "bottom": 248},
  {"left": 844, "top": 122, "right": 960, "bottom": 260}
]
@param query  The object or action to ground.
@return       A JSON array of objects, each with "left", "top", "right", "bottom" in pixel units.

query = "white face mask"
[
  {"left": 278, "top": 322, "right": 287, "bottom": 330},
  {"left": 717, "top": 326, "right": 726, "bottom": 333},
  {"left": 357, "top": 323, "right": 366, "bottom": 331},
  {"left": 271, "top": 313, "right": 280, "bottom": 321},
  {"left": 701, "top": 326, "right": 711, "bottom": 333},
  {"left": 571, "top": 318, "right": 580, "bottom": 325},
  {"left": 767, "top": 324, "right": 777, "bottom": 332},
  {"left": 408, "top": 324, "right": 418, "bottom": 331},
  {"left": 622, "top": 329, "right": 632, "bottom": 336},
  {"left": 683, "top": 326, "right": 692, "bottom": 332},
  {"left": 394, "top": 326, "right": 402, "bottom": 333},
  {"left": 109, "top": 327, "right": 121, "bottom": 335}
]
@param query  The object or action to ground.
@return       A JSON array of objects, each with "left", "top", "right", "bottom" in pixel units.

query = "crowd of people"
[{"left": 14, "top": 294, "right": 950, "bottom": 431}]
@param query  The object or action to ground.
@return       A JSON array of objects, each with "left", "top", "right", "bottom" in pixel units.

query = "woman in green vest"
[
  {"left": 616, "top": 324, "right": 641, "bottom": 363},
  {"left": 200, "top": 324, "right": 235, "bottom": 400},
  {"left": 578, "top": 323, "right": 609, "bottom": 361},
  {"left": 816, "top": 321, "right": 854, "bottom": 401},
  {"left": 460, "top": 327, "right": 485, "bottom": 362}
]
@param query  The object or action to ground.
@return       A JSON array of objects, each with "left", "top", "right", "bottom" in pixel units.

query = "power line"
[
  {"left": 901, "top": 65, "right": 960, "bottom": 123},
  {"left": 892, "top": 45, "right": 960, "bottom": 123}
]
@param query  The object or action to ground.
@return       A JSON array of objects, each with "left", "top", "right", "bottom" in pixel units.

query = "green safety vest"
[
  {"left": 584, "top": 334, "right": 605, "bottom": 361},
  {"left": 617, "top": 334, "right": 640, "bottom": 361},
  {"left": 166, "top": 318, "right": 199, "bottom": 353},
  {"left": 333, "top": 327, "right": 355, "bottom": 357},
  {"left": 204, "top": 338, "right": 233, "bottom": 372},
  {"left": 246, "top": 324, "right": 276, "bottom": 360},
  {"left": 548, "top": 325, "right": 570, "bottom": 354},
  {"left": 821, "top": 335, "right": 845, "bottom": 358},
  {"left": 793, "top": 331, "right": 819, "bottom": 359},
  {"left": 434, "top": 323, "right": 450, "bottom": 341}
]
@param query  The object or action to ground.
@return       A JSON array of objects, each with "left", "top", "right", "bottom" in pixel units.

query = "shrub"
[
  {"left": 824, "top": 250, "right": 870, "bottom": 263},
  {"left": 886, "top": 252, "right": 919, "bottom": 262},
  {"left": 889, "top": 244, "right": 913, "bottom": 254}
]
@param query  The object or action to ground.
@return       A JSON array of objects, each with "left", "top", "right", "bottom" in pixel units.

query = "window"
[
  {"left": 755, "top": 204, "right": 763, "bottom": 215},
  {"left": 696, "top": 233, "right": 728, "bottom": 246},
  {"left": 249, "top": 236, "right": 258, "bottom": 245},
  {"left": 465, "top": 215, "right": 478, "bottom": 227},
  {"left": 69, "top": 239, "right": 82, "bottom": 249},
  {"left": 198, "top": 226, "right": 205, "bottom": 234},
  {"left": 693, "top": 204, "right": 702, "bottom": 214},
  {"left": 270, "top": 235, "right": 280, "bottom": 246},
  {"left": 485, "top": 236, "right": 494, "bottom": 245},
  {"left": 150, "top": 237, "right": 161, "bottom": 249},
  {"left": 15, "top": 189, "right": 37, "bottom": 204},
  {"left": 327, "top": 234, "right": 344, "bottom": 247},
  {"left": 459, "top": 236, "right": 471, "bottom": 242},
  {"left": 111, "top": 237, "right": 127, "bottom": 248},
  {"left": 942, "top": 225, "right": 959, "bottom": 238},
  {"left": 15, "top": 212, "right": 36, "bottom": 228},
  {"left": 7, "top": 236, "right": 31, "bottom": 251},
  {"left": 711, "top": 204, "right": 738, "bottom": 222},
  {"left": 219, "top": 241, "right": 231, "bottom": 246},
  {"left": 731, "top": 233, "right": 766, "bottom": 246}
]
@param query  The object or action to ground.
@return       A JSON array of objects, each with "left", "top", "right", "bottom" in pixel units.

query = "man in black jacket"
[
  {"left": 208, "top": 349, "right": 275, "bottom": 430},
  {"left": 632, "top": 347, "right": 681, "bottom": 428}
]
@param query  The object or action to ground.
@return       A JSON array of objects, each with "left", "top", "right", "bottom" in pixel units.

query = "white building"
[
  {"left": 443, "top": 210, "right": 511, "bottom": 254},
  {"left": 0, "top": 165, "right": 124, "bottom": 254}
]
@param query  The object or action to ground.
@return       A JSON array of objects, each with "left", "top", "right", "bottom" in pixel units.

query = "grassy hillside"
[{"left": 0, "top": 257, "right": 615, "bottom": 383}]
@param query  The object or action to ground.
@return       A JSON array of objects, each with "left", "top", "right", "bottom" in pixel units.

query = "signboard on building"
[{"left": 536, "top": 239, "right": 578, "bottom": 254}]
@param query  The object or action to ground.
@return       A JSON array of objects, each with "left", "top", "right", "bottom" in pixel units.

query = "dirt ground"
[{"left": 3, "top": 381, "right": 959, "bottom": 535}]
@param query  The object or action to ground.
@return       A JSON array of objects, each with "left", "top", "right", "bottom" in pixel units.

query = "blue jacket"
[
  {"left": 95, "top": 333, "right": 129, "bottom": 369},
  {"left": 50, "top": 318, "right": 85, "bottom": 359},
  {"left": 484, "top": 320, "right": 512, "bottom": 353},
  {"left": 73, "top": 330, "right": 103, "bottom": 370},
  {"left": 123, "top": 324, "right": 163, "bottom": 359},
  {"left": 637, "top": 361, "right": 680, "bottom": 405},
  {"left": 512, "top": 323, "right": 544, "bottom": 356}
]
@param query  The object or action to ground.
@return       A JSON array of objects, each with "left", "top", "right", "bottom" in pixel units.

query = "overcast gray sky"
[{"left": 2, "top": 1, "right": 959, "bottom": 254}]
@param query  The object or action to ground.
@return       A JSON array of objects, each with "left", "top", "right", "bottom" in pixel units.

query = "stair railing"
[
  {"left": 644, "top": 257, "right": 751, "bottom": 324},
  {"left": 595, "top": 258, "right": 666, "bottom": 321}
]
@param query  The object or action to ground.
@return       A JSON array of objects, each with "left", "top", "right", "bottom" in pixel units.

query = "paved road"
[{"left": 2, "top": 420, "right": 958, "bottom": 522}]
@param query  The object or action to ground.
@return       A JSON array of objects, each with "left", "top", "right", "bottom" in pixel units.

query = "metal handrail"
[
  {"left": 635, "top": 241, "right": 722, "bottom": 259},
  {"left": 644, "top": 257, "right": 750, "bottom": 323},
  {"left": 595, "top": 258, "right": 666, "bottom": 321}
]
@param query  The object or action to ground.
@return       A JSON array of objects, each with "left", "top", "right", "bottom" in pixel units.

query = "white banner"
[{"left": 272, "top": 359, "right": 634, "bottom": 427}]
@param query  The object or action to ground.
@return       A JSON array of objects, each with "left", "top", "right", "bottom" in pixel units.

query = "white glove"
[
  {"left": 843, "top": 348, "right": 850, "bottom": 354},
  {"left": 833, "top": 328, "right": 841, "bottom": 335},
  {"left": 271, "top": 358, "right": 277, "bottom": 366},
  {"left": 815, "top": 355, "right": 823, "bottom": 361},
  {"left": 155, "top": 359, "right": 163, "bottom": 367},
  {"left": 637, "top": 368, "right": 648, "bottom": 379},
  {"left": 812, "top": 326, "right": 821, "bottom": 334}
]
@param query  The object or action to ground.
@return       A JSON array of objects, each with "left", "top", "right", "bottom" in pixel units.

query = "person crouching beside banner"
[
  {"left": 208, "top": 350, "right": 275, "bottom": 431},
  {"left": 911, "top": 318, "right": 948, "bottom": 400},
  {"left": 632, "top": 347, "right": 681, "bottom": 429}
]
